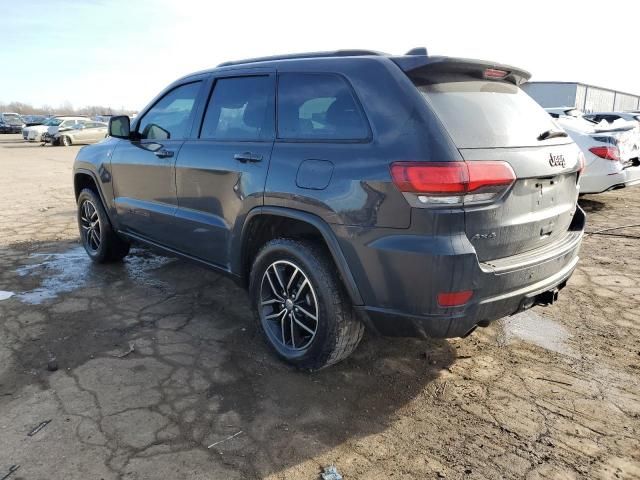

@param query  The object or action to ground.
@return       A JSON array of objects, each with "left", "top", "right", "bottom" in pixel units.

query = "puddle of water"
[
  {"left": 16, "top": 247, "right": 90, "bottom": 304},
  {"left": 0, "top": 291, "right": 15, "bottom": 301},
  {"left": 500, "top": 310, "right": 572, "bottom": 355},
  {"left": 15, "top": 247, "right": 173, "bottom": 304}
]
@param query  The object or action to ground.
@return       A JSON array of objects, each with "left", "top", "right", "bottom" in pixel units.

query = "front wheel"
[
  {"left": 249, "top": 238, "right": 364, "bottom": 370},
  {"left": 77, "top": 188, "right": 130, "bottom": 263},
  {"left": 60, "top": 135, "right": 71, "bottom": 146}
]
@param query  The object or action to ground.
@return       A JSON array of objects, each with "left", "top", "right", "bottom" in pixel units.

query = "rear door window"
[
  {"left": 277, "top": 73, "right": 369, "bottom": 141},
  {"left": 199, "top": 75, "right": 274, "bottom": 141},
  {"left": 416, "top": 81, "right": 567, "bottom": 148}
]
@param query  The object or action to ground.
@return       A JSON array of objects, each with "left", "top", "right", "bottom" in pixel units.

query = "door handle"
[
  {"left": 233, "top": 152, "right": 263, "bottom": 163},
  {"left": 154, "top": 149, "right": 174, "bottom": 159}
]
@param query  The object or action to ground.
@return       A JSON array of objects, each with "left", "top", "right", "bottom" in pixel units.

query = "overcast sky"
[{"left": 2, "top": 0, "right": 638, "bottom": 110}]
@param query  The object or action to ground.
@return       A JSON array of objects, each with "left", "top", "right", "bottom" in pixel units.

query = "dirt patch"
[{"left": 0, "top": 135, "right": 639, "bottom": 479}]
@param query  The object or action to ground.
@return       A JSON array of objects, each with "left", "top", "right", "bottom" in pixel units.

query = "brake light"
[
  {"left": 484, "top": 68, "right": 509, "bottom": 79},
  {"left": 390, "top": 161, "right": 515, "bottom": 205},
  {"left": 589, "top": 146, "right": 620, "bottom": 161},
  {"left": 438, "top": 290, "right": 473, "bottom": 307}
]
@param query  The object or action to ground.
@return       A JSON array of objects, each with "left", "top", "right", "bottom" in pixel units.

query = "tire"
[
  {"left": 61, "top": 135, "right": 71, "bottom": 146},
  {"left": 77, "top": 188, "right": 130, "bottom": 263},
  {"left": 249, "top": 238, "right": 364, "bottom": 370}
]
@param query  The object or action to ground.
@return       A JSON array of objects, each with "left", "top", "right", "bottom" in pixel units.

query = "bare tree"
[{"left": 0, "top": 100, "right": 135, "bottom": 117}]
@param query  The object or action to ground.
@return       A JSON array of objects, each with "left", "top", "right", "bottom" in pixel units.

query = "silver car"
[{"left": 53, "top": 121, "right": 108, "bottom": 146}]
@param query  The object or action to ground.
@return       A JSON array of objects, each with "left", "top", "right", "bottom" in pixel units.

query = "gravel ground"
[{"left": 0, "top": 134, "right": 638, "bottom": 479}]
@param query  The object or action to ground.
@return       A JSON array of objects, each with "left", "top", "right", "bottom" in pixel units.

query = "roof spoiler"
[{"left": 392, "top": 55, "right": 531, "bottom": 86}]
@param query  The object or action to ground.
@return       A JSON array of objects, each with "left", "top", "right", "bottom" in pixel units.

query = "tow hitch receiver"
[{"left": 535, "top": 288, "right": 559, "bottom": 306}]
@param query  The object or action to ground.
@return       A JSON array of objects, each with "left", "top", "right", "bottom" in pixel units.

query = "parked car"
[
  {"left": 22, "top": 115, "right": 49, "bottom": 127},
  {"left": 547, "top": 108, "right": 640, "bottom": 193},
  {"left": 93, "top": 115, "right": 113, "bottom": 123},
  {"left": 548, "top": 107, "right": 639, "bottom": 159},
  {"left": 22, "top": 116, "right": 88, "bottom": 142},
  {"left": 0, "top": 112, "right": 25, "bottom": 133},
  {"left": 583, "top": 111, "right": 640, "bottom": 128},
  {"left": 46, "top": 121, "right": 108, "bottom": 146},
  {"left": 73, "top": 49, "right": 585, "bottom": 369}
]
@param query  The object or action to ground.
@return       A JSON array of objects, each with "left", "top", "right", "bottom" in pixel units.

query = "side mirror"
[{"left": 109, "top": 116, "right": 130, "bottom": 139}]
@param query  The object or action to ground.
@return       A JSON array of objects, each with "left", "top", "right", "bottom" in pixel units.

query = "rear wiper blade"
[{"left": 537, "top": 129, "right": 568, "bottom": 141}]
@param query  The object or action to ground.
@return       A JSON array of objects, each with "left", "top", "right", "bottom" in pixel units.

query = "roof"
[
  {"left": 175, "top": 48, "right": 528, "bottom": 86},
  {"left": 217, "top": 49, "right": 388, "bottom": 67}
]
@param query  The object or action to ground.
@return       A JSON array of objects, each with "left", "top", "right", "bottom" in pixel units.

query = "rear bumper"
[
  {"left": 580, "top": 164, "right": 640, "bottom": 193},
  {"left": 346, "top": 206, "right": 585, "bottom": 338},
  {"left": 358, "top": 256, "right": 577, "bottom": 338}
]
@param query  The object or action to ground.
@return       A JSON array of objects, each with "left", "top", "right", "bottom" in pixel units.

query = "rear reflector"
[
  {"left": 390, "top": 161, "right": 515, "bottom": 205},
  {"left": 438, "top": 290, "right": 473, "bottom": 307},
  {"left": 484, "top": 68, "right": 509, "bottom": 79},
  {"left": 589, "top": 146, "right": 620, "bottom": 161}
]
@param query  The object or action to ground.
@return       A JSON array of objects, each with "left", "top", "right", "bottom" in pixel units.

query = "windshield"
[
  {"left": 44, "top": 118, "right": 63, "bottom": 126},
  {"left": 3, "top": 114, "right": 23, "bottom": 125},
  {"left": 416, "top": 81, "right": 566, "bottom": 148}
]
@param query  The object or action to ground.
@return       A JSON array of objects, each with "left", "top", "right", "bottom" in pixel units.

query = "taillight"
[
  {"left": 589, "top": 146, "right": 620, "bottom": 161},
  {"left": 390, "top": 161, "right": 515, "bottom": 206}
]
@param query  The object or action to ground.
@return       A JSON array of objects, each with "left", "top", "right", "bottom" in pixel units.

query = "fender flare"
[
  {"left": 73, "top": 168, "right": 118, "bottom": 227},
  {"left": 238, "top": 206, "right": 363, "bottom": 306}
]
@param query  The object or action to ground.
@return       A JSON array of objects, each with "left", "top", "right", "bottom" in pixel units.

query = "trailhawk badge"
[{"left": 548, "top": 153, "right": 566, "bottom": 168}]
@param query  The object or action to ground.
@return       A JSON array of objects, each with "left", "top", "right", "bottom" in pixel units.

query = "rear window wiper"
[{"left": 537, "top": 129, "right": 568, "bottom": 141}]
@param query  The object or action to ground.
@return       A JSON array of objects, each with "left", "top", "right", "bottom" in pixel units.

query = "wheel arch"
[
  {"left": 74, "top": 169, "right": 103, "bottom": 200},
  {"left": 237, "top": 207, "right": 363, "bottom": 305},
  {"left": 73, "top": 168, "right": 117, "bottom": 225}
]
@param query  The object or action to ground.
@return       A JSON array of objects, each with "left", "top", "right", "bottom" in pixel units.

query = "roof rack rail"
[{"left": 217, "top": 49, "right": 386, "bottom": 67}]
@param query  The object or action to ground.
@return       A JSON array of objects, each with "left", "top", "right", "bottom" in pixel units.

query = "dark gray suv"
[{"left": 73, "top": 49, "right": 585, "bottom": 369}]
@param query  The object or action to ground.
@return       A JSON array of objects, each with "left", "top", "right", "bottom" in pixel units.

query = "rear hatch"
[{"left": 400, "top": 57, "right": 582, "bottom": 262}]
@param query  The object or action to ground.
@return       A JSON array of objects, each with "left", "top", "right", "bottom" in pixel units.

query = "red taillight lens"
[
  {"left": 589, "top": 146, "right": 620, "bottom": 161},
  {"left": 484, "top": 68, "right": 508, "bottom": 79},
  {"left": 438, "top": 290, "right": 474, "bottom": 307},
  {"left": 466, "top": 162, "right": 516, "bottom": 192},
  {"left": 390, "top": 162, "right": 468, "bottom": 194},
  {"left": 390, "top": 161, "right": 515, "bottom": 205}
]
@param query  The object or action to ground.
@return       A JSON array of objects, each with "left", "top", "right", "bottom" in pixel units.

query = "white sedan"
[
  {"left": 22, "top": 117, "right": 88, "bottom": 142},
  {"left": 547, "top": 109, "right": 640, "bottom": 194}
]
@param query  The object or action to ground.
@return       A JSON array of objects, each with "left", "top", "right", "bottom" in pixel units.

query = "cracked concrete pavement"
[{"left": 0, "top": 134, "right": 639, "bottom": 479}]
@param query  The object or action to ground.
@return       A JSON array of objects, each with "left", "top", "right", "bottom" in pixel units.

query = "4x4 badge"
[{"left": 549, "top": 153, "right": 566, "bottom": 167}]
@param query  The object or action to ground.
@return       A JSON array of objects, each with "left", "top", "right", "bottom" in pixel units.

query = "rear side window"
[
  {"left": 200, "top": 76, "right": 274, "bottom": 141},
  {"left": 277, "top": 73, "right": 368, "bottom": 141},
  {"left": 138, "top": 81, "right": 201, "bottom": 140},
  {"left": 416, "top": 81, "right": 564, "bottom": 148}
]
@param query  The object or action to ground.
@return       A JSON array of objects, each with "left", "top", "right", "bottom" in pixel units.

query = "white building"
[{"left": 522, "top": 81, "right": 640, "bottom": 112}]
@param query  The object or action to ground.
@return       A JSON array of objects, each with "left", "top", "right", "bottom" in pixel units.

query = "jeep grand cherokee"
[{"left": 73, "top": 48, "right": 585, "bottom": 369}]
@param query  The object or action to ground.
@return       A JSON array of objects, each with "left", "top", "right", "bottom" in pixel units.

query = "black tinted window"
[
  {"left": 417, "top": 81, "right": 563, "bottom": 148},
  {"left": 138, "top": 82, "right": 201, "bottom": 140},
  {"left": 200, "top": 76, "right": 274, "bottom": 141},
  {"left": 277, "top": 73, "right": 368, "bottom": 140}
]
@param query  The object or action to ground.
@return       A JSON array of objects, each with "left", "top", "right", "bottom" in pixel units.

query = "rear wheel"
[
  {"left": 249, "top": 238, "right": 364, "bottom": 370},
  {"left": 77, "top": 188, "right": 130, "bottom": 263},
  {"left": 61, "top": 135, "right": 72, "bottom": 146}
]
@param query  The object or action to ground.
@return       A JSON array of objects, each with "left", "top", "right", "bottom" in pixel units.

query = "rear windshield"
[{"left": 416, "top": 81, "right": 566, "bottom": 148}]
